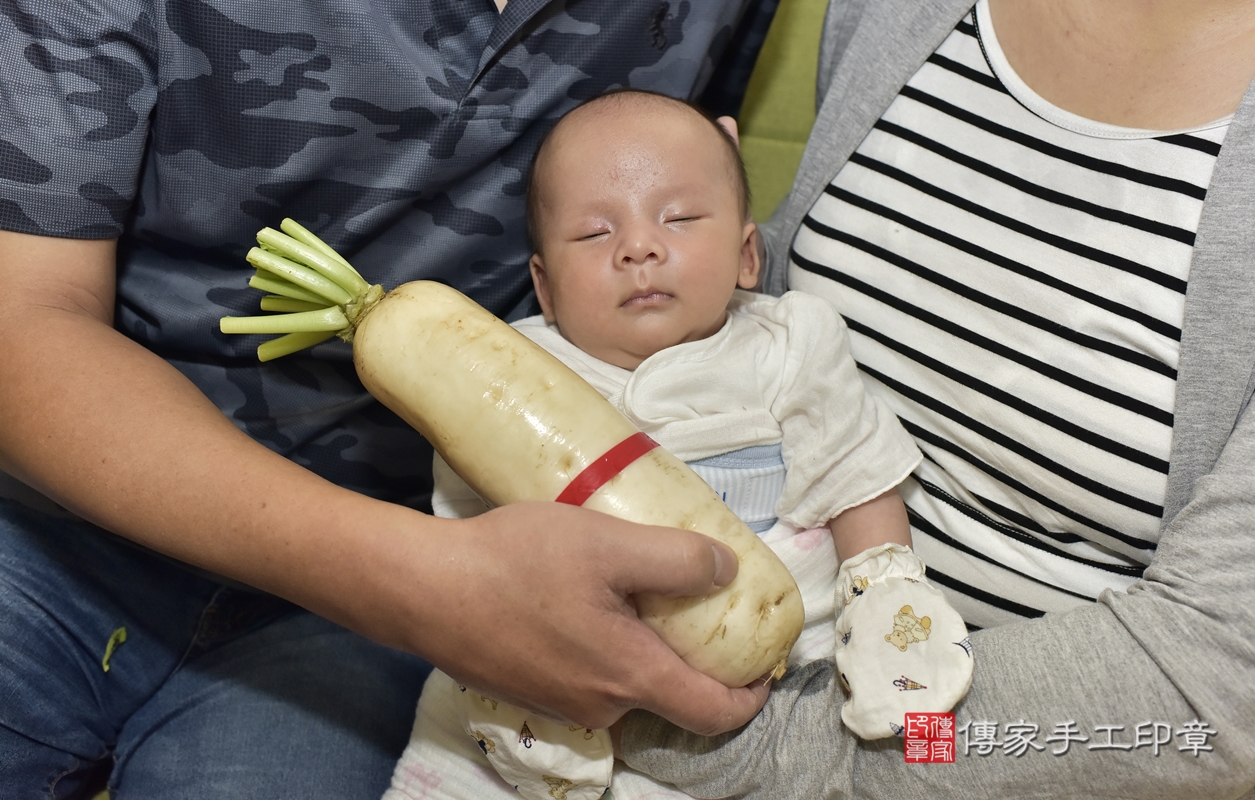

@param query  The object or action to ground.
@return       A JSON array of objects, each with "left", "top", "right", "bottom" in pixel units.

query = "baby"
[{"left": 384, "top": 90, "right": 973, "bottom": 800}]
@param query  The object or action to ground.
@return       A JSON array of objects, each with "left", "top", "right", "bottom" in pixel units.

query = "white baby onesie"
[{"left": 383, "top": 290, "right": 923, "bottom": 800}]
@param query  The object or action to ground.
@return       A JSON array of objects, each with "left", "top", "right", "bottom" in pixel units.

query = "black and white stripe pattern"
[{"left": 789, "top": 1, "right": 1229, "bottom": 628}]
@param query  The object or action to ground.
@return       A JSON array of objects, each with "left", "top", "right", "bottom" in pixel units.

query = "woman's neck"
[{"left": 987, "top": 0, "right": 1255, "bottom": 129}]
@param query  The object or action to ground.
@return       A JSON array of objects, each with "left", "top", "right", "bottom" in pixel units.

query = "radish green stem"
[
  {"left": 220, "top": 306, "right": 349, "bottom": 335},
  {"left": 280, "top": 218, "right": 359, "bottom": 275},
  {"left": 221, "top": 219, "right": 386, "bottom": 360},
  {"left": 258, "top": 331, "right": 337, "bottom": 362},
  {"left": 257, "top": 227, "right": 369, "bottom": 296},
  {"left": 260, "top": 295, "right": 329, "bottom": 313},
  {"left": 248, "top": 272, "right": 329, "bottom": 305},
  {"left": 247, "top": 248, "right": 354, "bottom": 306}
]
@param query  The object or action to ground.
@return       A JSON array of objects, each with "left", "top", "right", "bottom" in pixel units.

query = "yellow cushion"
[{"left": 738, "top": 0, "right": 826, "bottom": 221}]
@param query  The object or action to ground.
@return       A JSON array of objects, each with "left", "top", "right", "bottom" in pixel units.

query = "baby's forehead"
[
  {"left": 540, "top": 98, "right": 735, "bottom": 186},
  {"left": 555, "top": 95, "right": 712, "bottom": 146},
  {"left": 527, "top": 90, "right": 749, "bottom": 228}
]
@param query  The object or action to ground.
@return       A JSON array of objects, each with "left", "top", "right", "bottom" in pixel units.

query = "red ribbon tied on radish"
[{"left": 554, "top": 431, "right": 660, "bottom": 506}]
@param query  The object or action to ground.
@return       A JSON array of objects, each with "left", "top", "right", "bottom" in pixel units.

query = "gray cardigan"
[{"left": 623, "top": 1, "right": 1255, "bottom": 797}]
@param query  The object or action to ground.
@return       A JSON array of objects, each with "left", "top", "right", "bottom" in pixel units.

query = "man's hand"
[{"left": 348, "top": 500, "right": 772, "bottom": 735}]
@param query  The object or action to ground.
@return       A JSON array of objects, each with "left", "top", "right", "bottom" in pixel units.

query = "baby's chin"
[
  {"left": 584, "top": 342, "right": 669, "bottom": 371},
  {"left": 561, "top": 311, "right": 728, "bottom": 370},
  {"left": 586, "top": 332, "right": 715, "bottom": 371},
  {"left": 564, "top": 331, "right": 673, "bottom": 370}
]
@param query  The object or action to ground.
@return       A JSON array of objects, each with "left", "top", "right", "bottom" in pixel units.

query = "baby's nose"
[{"left": 616, "top": 224, "right": 665, "bottom": 266}]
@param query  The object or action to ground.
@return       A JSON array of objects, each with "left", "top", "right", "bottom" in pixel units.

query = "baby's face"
[{"left": 529, "top": 100, "right": 759, "bottom": 370}]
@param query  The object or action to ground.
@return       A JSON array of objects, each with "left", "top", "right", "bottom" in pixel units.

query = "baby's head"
[{"left": 526, "top": 90, "right": 760, "bottom": 370}]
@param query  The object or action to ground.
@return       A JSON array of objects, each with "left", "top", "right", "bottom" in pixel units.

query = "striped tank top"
[{"left": 787, "top": 0, "right": 1230, "bottom": 628}]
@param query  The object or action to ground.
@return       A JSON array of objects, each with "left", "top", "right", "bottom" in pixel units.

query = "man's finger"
[
  {"left": 636, "top": 652, "right": 773, "bottom": 736},
  {"left": 606, "top": 525, "right": 740, "bottom": 597}
]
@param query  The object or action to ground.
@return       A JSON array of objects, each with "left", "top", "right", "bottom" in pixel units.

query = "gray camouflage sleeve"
[
  {"left": 621, "top": 400, "right": 1255, "bottom": 799},
  {"left": 0, "top": 0, "right": 156, "bottom": 238}
]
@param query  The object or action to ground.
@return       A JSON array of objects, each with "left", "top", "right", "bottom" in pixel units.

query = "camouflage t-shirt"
[{"left": 0, "top": 0, "right": 748, "bottom": 510}]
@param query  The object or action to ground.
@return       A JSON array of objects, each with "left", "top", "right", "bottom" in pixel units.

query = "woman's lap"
[{"left": 0, "top": 497, "right": 431, "bottom": 799}]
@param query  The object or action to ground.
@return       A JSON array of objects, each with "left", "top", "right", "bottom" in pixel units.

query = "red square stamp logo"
[{"left": 904, "top": 712, "right": 956, "bottom": 763}]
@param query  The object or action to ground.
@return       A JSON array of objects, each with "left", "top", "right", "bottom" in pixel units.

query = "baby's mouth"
[{"left": 622, "top": 290, "right": 672, "bottom": 308}]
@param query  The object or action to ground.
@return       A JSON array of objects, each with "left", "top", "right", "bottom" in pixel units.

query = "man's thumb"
[{"left": 613, "top": 527, "right": 740, "bottom": 597}]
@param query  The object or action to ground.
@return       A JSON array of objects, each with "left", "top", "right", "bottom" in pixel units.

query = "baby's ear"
[
  {"left": 716, "top": 115, "right": 740, "bottom": 148},
  {"left": 529, "top": 254, "right": 557, "bottom": 323},
  {"left": 737, "top": 222, "right": 762, "bottom": 290}
]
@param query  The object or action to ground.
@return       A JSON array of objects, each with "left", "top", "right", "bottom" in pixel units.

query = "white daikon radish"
[{"left": 221, "top": 220, "right": 803, "bottom": 685}]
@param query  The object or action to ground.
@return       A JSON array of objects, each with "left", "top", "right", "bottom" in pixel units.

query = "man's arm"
[{"left": 0, "top": 229, "right": 769, "bottom": 734}]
